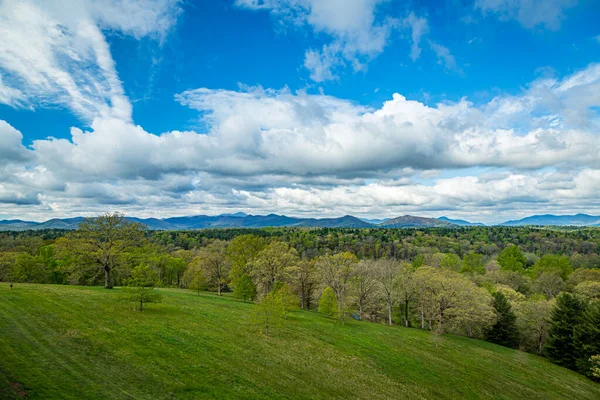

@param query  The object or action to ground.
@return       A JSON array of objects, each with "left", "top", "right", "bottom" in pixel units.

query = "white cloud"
[
  {"left": 475, "top": 0, "right": 578, "bottom": 30},
  {"left": 0, "top": 0, "right": 180, "bottom": 121},
  {"left": 237, "top": 2, "right": 458, "bottom": 80},
  {"left": 236, "top": 0, "right": 401, "bottom": 81},
  {"left": 2, "top": 63, "right": 600, "bottom": 220},
  {"left": 428, "top": 41, "right": 461, "bottom": 74},
  {"left": 402, "top": 12, "right": 429, "bottom": 61},
  {"left": 1, "top": 1, "right": 598, "bottom": 221}
]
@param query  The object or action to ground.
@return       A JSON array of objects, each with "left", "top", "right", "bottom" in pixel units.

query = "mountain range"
[{"left": 0, "top": 213, "right": 599, "bottom": 231}]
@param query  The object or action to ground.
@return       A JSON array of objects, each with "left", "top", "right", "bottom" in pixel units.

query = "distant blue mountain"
[
  {"left": 360, "top": 218, "right": 391, "bottom": 224},
  {"left": 437, "top": 216, "right": 486, "bottom": 226},
  {"left": 501, "top": 214, "right": 600, "bottom": 226},
  {"left": 218, "top": 212, "right": 248, "bottom": 217},
  {"left": 2, "top": 212, "right": 599, "bottom": 231}
]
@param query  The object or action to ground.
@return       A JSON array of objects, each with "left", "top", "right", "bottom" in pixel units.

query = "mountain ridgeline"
[{"left": 1, "top": 213, "right": 600, "bottom": 231}]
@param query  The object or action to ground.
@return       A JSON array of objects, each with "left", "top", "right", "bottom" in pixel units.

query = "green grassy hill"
[{"left": 0, "top": 284, "right": 598, "bottom": 399}]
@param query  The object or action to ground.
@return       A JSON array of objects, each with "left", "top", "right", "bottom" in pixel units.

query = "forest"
[{"left": 1, "top": 213, "right": 599, "bottom": 381}]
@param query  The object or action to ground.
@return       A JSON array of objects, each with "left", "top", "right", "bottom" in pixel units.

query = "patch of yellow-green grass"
[{"left": 0, "top": 283, "right": 598, "bottom": 399}]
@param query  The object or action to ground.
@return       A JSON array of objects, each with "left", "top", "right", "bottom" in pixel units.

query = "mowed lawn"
[{"left": 0, "top": 284, "right": 598, "bottom": 399}]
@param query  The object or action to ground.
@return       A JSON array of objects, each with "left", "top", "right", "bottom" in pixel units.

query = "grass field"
[{"left": 0, "top": 283, "right": 598, "bottom": 399}]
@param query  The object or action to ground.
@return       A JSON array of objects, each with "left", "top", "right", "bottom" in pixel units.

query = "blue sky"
[{"left": 0, "top": 0, "right": 599, "bottom": 223}]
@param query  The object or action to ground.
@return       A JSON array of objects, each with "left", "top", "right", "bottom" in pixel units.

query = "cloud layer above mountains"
[{"left": 0, "top": 0, "right": 598, "bottom": 223}]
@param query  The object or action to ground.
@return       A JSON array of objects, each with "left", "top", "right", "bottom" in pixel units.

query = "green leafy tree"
[
  {"left": 590, "top": 355, "right": 600, "bottom": 379},
  {"left": 251, "top": 292, "right": 284, "bottom": 336},
  {"left": 187, "top": 268, "right": 208, "bottom": 295},
  {"left": 0, "top": 252, "right": 17, "bottom": 284},
  {"left": 515, "top": 296, "right": 553, "bottom": 354},
  {"left": 440, "top": 253, "right": 461, "bottom": 271},
  {"left": 373, "top": 258, "right": 401, "bottom": 326},
  {"left": 123, "top": 264, "right": 162, "bottom": 311},
  {"left": 316, "top": 252, "right": 357, "bottom": 321},
  {"left": 353, "top": 260, "right": 379, "bottom": 320},
  {"left": 251, "top": 242, "right": 298, "bottom": 295},
  {"left": 485, "top": 291, "right": 519, "bottom": 348},
  {"left": 412, "top": 253, "right": 425, "bottom": 268},
  {"left": 533, "top": 272, "right": 564, "bottom": 299},
  {"left": 288, "top": 259, "right": 317, "bottom": 310},
  {"left": 532, "top": 255, "right": 572, "bottom": 280},
  {"left": 498, "top": 245, "right": 527, "bottom": 273},
  {"left": 546, "top": 293, "right": 586, "bottom": 370},
  {"left": 273, "top": 282, "right": 298, "bottom": 318},
  {"left": 56, "top": 213, "right": 146, "bottom": 288},
  {"left": 318, "top": 287, "right": 339, "bottom": 317},
  {"left": 192, "top": 240, "right": 230, "bottom": 296},
  {"left": 227, "top": 234, "right": 265, "bottom": 282},
  {"left": 573, "top": 302, "right": 600, "bottom": 379},
  {"left": 573, "top": 281, "right": 600, "bottom": 302},
  {"left": 461, "top": 252, "right": 485, "bottom": 274},
  {"left": 232, "top": 274, "right": 256, "bottom": 302},
  {"left": 397, "top": 264, "right": 417, "bottom": 327}
]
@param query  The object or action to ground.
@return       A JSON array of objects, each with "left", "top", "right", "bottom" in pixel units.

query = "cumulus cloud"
[
  {"left": 1, "top": 1, "right": 598, "bottom": 223},
  {"left": 2, "top": 62, "right": 600, "bottom": 221},
  {"left": 475, "top": 0, "right": 578, "bottom": 30}
]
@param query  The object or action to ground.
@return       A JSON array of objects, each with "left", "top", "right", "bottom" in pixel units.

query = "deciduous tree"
[
  {"left": 233, "top": 273, "right": 256, "bottom": 302},
  {"left": 56, "top": 213, "right": 146, "bottom": 289},
  {"left": 123, "top": 264, "right": 162, "bottom": 311},
  {"left": 318, "top": 287, "right": 339, "bottom": 317},
  {"left": 316, "top": 252, "right": 357, "bottom": 321},
  {"left": 498, "top": 245, "right": 527, "bottom": 273},
  {"left": 373, "top": 258, "right": 401, "bottom": 325},
  {"left": 353, "top": 260, "right": 378, "bottom": 320},
  {"left": 252, "top": 242, "right": 298, "bottom": 295},
  {"left": 192, "top": 240, "right": 230, "bottom": 296}
]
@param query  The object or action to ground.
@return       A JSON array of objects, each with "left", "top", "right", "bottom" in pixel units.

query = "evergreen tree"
[
  {"left": 485, "top": 291, "right": 518, "bottom": 347},
  {"left": 318, "top": 287, "right": 339, "bottom": 317},
  {"left": 546, "top": 293, "right": 585, "bottom": 370},
  {"left": 232, "top": 274, "right": 256, "bottom": 302},
  {"left": 573, "top": 302, "right": 600, "bottom": 379}
]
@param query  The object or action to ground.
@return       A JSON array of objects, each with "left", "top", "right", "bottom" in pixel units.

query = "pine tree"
[
  {"left": 318, "top": 287, "right": 339, "bottom": 317},
  {"left": 573, "top": 302, "right": 600, "bottom": 380},
  {"left": 546, "top": 293, "right": 586, "bottom": 370},
  {"left": 485, "top": 291, "right": 518, "bottom": 347}
]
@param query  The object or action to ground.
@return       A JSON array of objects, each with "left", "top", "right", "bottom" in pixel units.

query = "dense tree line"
[{"left": 1, "top": 214, "right": 600, "bottom": 380}]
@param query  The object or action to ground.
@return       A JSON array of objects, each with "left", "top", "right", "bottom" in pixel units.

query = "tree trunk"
[
  {"left": 388, "top": 301, "right": 393, "bottom": 326},
  {"left": 404, "top": 299, "right": 410, "bottom": 327},
  {"left": 217, "top": 281, "right": 221, "bottom": 296},
  {"left": 104, "top": 266, "right": 112, "bottom": 289},
  {"left": 301, "top": 288, "right": 306, "bottom": 310},
  {"left": 421, "top": 307, "right": 425, "bottom": 329},
  {"left": 359, "top": 301, "right": 363, "bottom": 320}
]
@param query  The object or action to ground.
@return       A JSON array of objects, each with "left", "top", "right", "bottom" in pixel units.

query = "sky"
[{"left": 0, "top": 0, "right": 599, "bottom": 224}]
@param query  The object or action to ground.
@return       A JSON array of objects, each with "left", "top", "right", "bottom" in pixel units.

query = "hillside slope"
[{"left": 1, "top": 284, "right": 598, "bottom": 400}]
